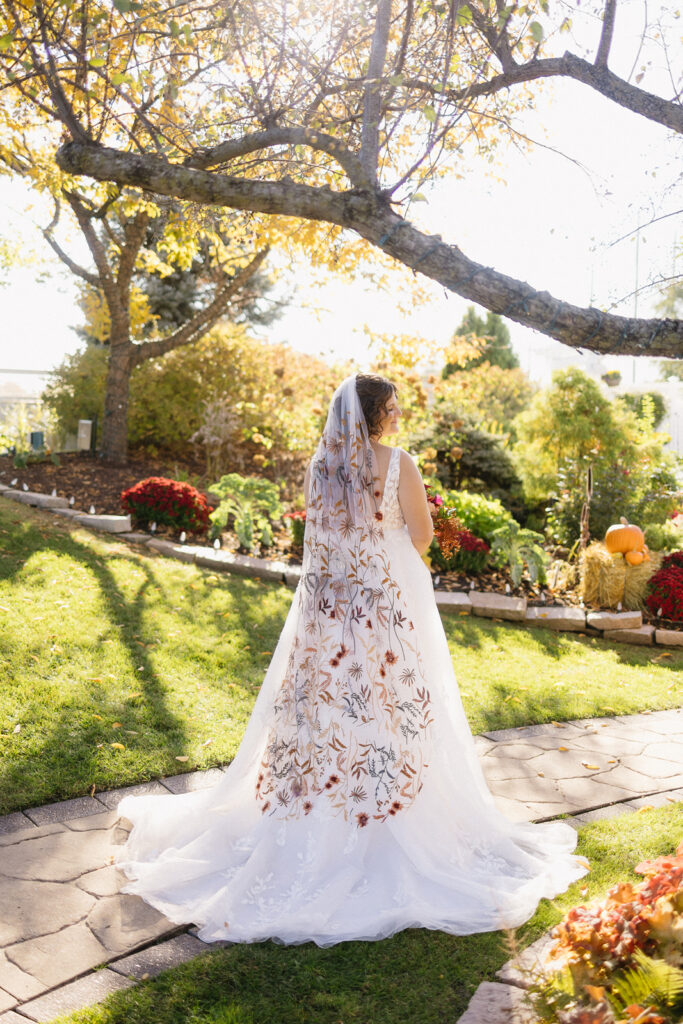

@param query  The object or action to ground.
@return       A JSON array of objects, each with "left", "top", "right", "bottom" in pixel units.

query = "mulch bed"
[
  {"left": 2, "top": 451, "right": 680, "bottom": 630},
  {"left": 0, "top": 451, "right": 205, "bottom": 516}
]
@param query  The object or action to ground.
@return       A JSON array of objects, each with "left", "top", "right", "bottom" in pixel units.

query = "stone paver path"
[{"left": 0, "top": 709, "right": 681, "bottom": 1023}]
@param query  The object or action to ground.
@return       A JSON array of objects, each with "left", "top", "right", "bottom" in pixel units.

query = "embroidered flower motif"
[
  {"left": 357, "top": 812, "right": 369, "bottom": 827},
  {"left": 374, "top": 511, "right": 383, "bottom": 521},
  {"left": 303, "top": 801, "right": 313, "bottom": 814},
  {"left": 385, "top": 650, "right": 397, "bottom": 665}
]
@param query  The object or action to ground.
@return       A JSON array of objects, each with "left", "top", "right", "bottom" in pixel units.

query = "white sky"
[{"left": 0, "top": 0, "right": 680, "bottom": 397}]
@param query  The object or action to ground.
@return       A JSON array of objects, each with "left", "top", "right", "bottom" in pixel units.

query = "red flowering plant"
[
  {"left": 121, "top": 477, "right": 211, "bottom": 534},
  {"left": 283, "top": 510, "right": 306, "bottom": 548},
  {"left": 426, "top": 487, "right": 489, "bottom": 572},
  {"left": 528, "top": 842, "right": 683, "bottom": 1024},
  {"left": 645, "top": 551, "right": 683, "bottom": 622}
]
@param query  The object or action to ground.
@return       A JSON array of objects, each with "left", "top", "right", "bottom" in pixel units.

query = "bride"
[{"left": 117, "top": 373, "right": 587, "bottom": 946}]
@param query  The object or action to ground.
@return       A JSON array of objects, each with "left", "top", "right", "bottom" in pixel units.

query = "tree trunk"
[{"left": 100, "top": 336, "right": 134, "bottom": 464}]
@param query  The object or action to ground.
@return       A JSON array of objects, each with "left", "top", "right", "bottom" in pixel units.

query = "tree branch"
[
  {"left": 62, "top": 189, "right": 117, "bottom": 301},
  {"left": 42, "top": 229, "right": 99, "bottom": 287},
  {"left": 56, "top": 141, "right": 683, "bottom": 358},
  {"left": 184, "top": 126, "right": 372, "bottom": 189},
  {"left": 360, "top": 0, "right": 392, "bottom": 183},
  {"left": 131, "top": 248, "right": 269, "bottom": 365},
  {"left": 595, "top": 0, "right": 617, "bottom": 68},
  {"left": 405, "top": 52, "right": 683, "bottom": 134}
]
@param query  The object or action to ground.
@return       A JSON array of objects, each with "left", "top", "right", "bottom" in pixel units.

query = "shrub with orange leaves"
[{"left": 527, "top": 842, "right": 683, "bottom": 1024}]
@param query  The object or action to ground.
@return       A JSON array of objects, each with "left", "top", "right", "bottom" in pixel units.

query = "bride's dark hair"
[{"left": 355, "top": 374, "right": 397, "bottom": 438}]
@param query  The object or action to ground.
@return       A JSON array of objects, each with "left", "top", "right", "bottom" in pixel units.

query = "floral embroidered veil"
[{"left": 255, "top": 375, "right": 433, "bottom": 827}]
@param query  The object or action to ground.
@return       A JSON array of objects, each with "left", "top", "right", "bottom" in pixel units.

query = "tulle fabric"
[{"left": 118, "top": 388, "right": 587, "bottom": 946}]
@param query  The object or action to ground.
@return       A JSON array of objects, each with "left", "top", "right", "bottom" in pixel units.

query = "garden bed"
[
  {"left": 2, "top": 452, "right": 682, "bottom": 631},
  {"left": 0, "top": 451, "right": 206, "bottom": 516}
]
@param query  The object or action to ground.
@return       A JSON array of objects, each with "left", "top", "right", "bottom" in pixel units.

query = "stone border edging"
[{"left": 1, "top": 485, "right": 682, "bottom": 647}]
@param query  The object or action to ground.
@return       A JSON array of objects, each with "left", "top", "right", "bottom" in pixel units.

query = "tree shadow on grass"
[
  {"left": 0, "top": 508, "right": 189, "bottom": 813},
  {"left": 0, "top": 505, "right": 294, "bottom": 815}
]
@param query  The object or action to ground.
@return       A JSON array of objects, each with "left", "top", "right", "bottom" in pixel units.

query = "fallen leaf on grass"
[
  {"left": 0, "top": 605, "right": 9, "bottom": 613},
  {"left": 637, "top": 805, "right": 654, "bottom": 813},
  {"left": 201, "top": 739, "right": 213, "bottom": 747},
  {"left": 175, "top": 755, "right": 189, "bottom": 762},
  {"left": 29, "top": 654, "right": 39, "bottom": 663},
  {"left": 112, "top": 722, "right": 122, "bottom": 728},
  {"left": 13, "top": 724, "right": 20, "bottom": 734},
  {"left": 110, "top": 742, "right": 125, "bottom": 750},
  {"left": 127, "top": 692, "right": 142, "bottom": 700},
  {"left": 92, "top": 714, "right": 102, "bottom": 720},
  {"left": 88, "top": 677, "right": 103, "bottom": 682}
]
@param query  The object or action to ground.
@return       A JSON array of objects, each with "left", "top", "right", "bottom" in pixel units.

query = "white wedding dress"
[{"left": 118, "top": 432, "right": 586, "bottom": 947}]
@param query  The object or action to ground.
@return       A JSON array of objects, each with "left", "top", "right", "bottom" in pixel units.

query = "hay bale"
[
  {"left": 579, "top": 542, "right": 626, "bottom": 608},
  {"left": 623, "top": 551, "right": 662, "bottom": 610}
]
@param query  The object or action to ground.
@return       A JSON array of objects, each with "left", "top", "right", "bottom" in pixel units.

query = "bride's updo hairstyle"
[{"left": 355, "top": 374, "right": 397, "bottom": 438}]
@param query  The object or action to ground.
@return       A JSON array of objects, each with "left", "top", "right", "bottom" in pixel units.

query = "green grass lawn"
[
  {"left": 51, "top": 803, "right": 683, "bottom": 1024},
  {"left": 1, "top": 500, "right": 681, "bottom": 815}
]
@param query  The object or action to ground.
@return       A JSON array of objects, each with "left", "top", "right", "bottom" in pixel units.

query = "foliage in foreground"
[{"left": 530, "top": 841, "right": 683, "bottom": 1023}]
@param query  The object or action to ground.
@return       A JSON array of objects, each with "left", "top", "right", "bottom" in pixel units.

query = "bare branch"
[
  {"left": 360, "top": 0, "right": 392, "bottom": 184},
  {"left": 595, "top": 0, "right": 617, "bottom": 68},
  {"left": 184, "top": 127, "right": 372, "bottom": 189},
  {"left": 42, "top": 197, "right": 99, "bottom": 286},
  {"left": 56, "top": 141, "right": 683, "bottom": 358},
  {"left": 131, "top": 248, "right": 269, "bottom": 364},
  {"left": 404, "top": 53, "right": 683, "bottom": 134},
  {"left": 62, "top": 189, "right": 116, "bottom": 298}
]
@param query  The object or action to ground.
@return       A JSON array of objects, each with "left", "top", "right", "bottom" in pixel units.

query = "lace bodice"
[{"left": 380, "top": 447, "right": 405, "bottom": 530}]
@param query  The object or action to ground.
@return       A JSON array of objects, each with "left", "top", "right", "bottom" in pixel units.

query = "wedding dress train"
[{"left": 118, "top": 387, "right": 586, "bottom": 947}]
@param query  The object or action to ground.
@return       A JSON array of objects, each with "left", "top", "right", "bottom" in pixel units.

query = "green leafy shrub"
[
  {"left": 439, "top": 490, "right": 515, "bottom": 543},
  {"left": 121, "top": 477, "right": 211, "bottom": 533},
  {"left": 514, "top": 369, "right": 680, "bottom": 546},
  {"left": 43, "top": 328, "right": 338, "bottom": 480},
  {"left": 644, "top": 520, "right": 683, "bottom": 552},
  {"left": 490, "top": 521, "right": 548, "bottom": 586},
  {"left": 209, "top": 473, "right": 283, "bottom": 551}
]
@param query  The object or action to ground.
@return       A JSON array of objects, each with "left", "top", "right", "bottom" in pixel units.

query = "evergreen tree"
[{"left": 443, "top": 307, "right": 519, "bottom": 376}]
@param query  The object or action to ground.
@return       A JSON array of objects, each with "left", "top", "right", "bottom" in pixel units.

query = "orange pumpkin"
[
  {"left": 624, "top": 550, "right": 645, "bottom": 566},
  {"left": 605, "top": 517, "right": 645, "bottom": 555}
]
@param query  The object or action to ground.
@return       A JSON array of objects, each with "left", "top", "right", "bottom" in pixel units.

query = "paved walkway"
[{"left": 1, "top": 708, "right": 682, "bottom": 1024}]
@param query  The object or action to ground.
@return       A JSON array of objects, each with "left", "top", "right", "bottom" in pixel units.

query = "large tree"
[
  {"left": 1, "top": 0, "right": 681, "bottom": 359},
  {"left": 1, "top": 136, "right": 270, "bottom": 461}
]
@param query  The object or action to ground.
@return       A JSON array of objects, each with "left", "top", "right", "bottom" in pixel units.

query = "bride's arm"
[{"left": 398, "top": 451, "right": 434, "bottom": 555}]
